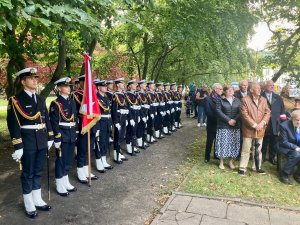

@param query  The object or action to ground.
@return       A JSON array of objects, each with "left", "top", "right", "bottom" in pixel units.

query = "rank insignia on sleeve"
[{"left": 51, "top": 107, "right": 55, "bottom": 112}]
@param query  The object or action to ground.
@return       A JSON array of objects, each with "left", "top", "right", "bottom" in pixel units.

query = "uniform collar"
[{"left": 24, "top": 89, "right": 36, "bottom": 97}]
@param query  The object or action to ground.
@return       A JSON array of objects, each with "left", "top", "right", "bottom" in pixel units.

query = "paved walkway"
[{"left": 151, "top": 192, "right": 300, "bottom": 225}]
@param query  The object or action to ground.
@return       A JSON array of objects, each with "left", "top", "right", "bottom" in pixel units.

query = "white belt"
[
  {"left": 117, "top": 109, "right": 129, "bottom": 114},
  {"left": 101, "top": 115, "right": 111, "bottom": 118},
  {"left": 131, "top": 105, "right": 141, "bottom": 110},
  {"left": 160, "top": 103, "right": 165, "bottom": 106},
  {"left": 142, "top": 105, "right": 150, "bottom": 109},
  {"left": 152, "top": 103, "right": 159, "bottom": 106},
  {"left": 21, "top": 124, "right": 46, "bottom": 129},
  {"left": 59, "top": 122, "right": 76, "bottom": 127},
  {"left": 168, "top": 101, "right": 174, "bottom": 104}
]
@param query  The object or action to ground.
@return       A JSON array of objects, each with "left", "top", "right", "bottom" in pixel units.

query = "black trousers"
[
  {"left": 262, "top": 134, "right": 278, "bottom": 161},
  {"left": 77, "top": 133, "right": 95, "bottom": 167},
  {"left": 136, "top": 120, "right": 146, "bottom": 139},
  {"left": 154, "top": 113, "right": 163, "bottom": 131},
  {"left": 55, "top": 142, "right": 75, "bottom": 178},
  {"left": 113, "top": 118, "right": 127, "bottom": 150},
  {"left": 147, "top": 115, "right": 154, "bottom": 135},
  {"left": 279, "top": 148, "right": 300, "bottom": 175},
  {"left": 95, "top": 119, "right": 110, "bottom": 159},
  {"left": 205, "top": 131, "right": 216, "bottom": 161},
  {"left": 21, "top": 147, "right": 47, "bottom": 194}
]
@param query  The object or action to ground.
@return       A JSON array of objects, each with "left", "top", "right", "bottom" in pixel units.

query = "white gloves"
[
  {"left": 126, "top": 120, "right": 128, "bottom": 126},
  {"left": 167, "top": 110, "right": 170, "bottom": 114},
  {"left": 142, "top": 117, "right": 147, "bottom": 123},
  {"left": 146, "top": 116, "right": 149, "bottom": 120},
  {"left": 96, "top": 130, "right": 100, "bottom": 137},
  {"left": 151, "top": 114, "right": 154, "bottom": 119},
  {"left": 171, "top": 108, "right": 175, "bottom": 113},
  {"left": 130, "top": 119, "right": 135, "bottom": 127},
  {"left": 54, "top": 142, "right": 61, "bottom": 149},
  {"left": 115, "top": 123, "right": 121, "bottom": 131},
  {"left": 160, "top": 111, "right": 164, "bottom": 116},
  {"left": 138, "top": 116, "right": 141, "bottom": 123},
  {"left": 12, "top": 149, "right": 23, "bottom": 161},
  {"left": 155, "top": 112, "right": 157, "bottom": 115},
  {"left": 48, "top": 140, "right": 54, "bottom": 150}
]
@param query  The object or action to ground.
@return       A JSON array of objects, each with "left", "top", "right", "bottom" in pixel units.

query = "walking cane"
[
  {"left": 47, "top": 148, "right": 50, "bottom": 200},
  {"left": 16, "top": 159, "right": 22, "bottom": 171},
  {"left": 254, "top": 130, "right": 260, "bottom": 171}
]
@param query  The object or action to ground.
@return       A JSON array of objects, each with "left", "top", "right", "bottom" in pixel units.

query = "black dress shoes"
[
  {"left": 56, "top": 191, "right": 69, "bottom": 197},
  {"left": 114, "top": 160, "right": 123, "bottom": 164},
  {"left": 77, "top": 177, "right": 88, "bottom": 184},
  {"left": 25, "top": 210, "right": 38, "bottom": 218},
  {"left": 67, "top": 187, "right": 77, "bottom": 192},
  {"left": 104, "top": 165, "right": 113, "bottom": 170},
  {"left": 97, "top": 169, "right": 106, "bottom": 173},
  {"left": 121, "top": 157, "right": 128, "bottom": 161},
  {"left": 279, "top": 173, "right": 292, "bottom": 185},
  {"left": 90, "top": 175, "right": 98, "bottom": 180},
  {"left": 36, "top": 204, "right": 51, "bottom": 211},
  {"left": 293, "top": 175, "right": 300, "bottom": 184},
  {"left": 270, "top": 158, "right": 277, "bottom": 165}
]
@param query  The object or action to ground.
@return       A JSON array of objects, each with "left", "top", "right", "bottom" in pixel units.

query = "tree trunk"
[
  {"left": 142, "top": 33, "right": 149, "bottom": 80},
  {"left": 40, "top": 30, "right": 66, "bottom": 97},
  {"left": 4, "top": 25, "right": 26, "bottom": 99}
]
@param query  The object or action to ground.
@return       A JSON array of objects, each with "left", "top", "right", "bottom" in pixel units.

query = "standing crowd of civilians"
[{"left": 187, "top": 80, "right": 300, "bottom": 185}]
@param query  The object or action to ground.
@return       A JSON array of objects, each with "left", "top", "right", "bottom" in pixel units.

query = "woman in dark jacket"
[{"left": 215, "top": 85, "right": 241, "bottom": 170}]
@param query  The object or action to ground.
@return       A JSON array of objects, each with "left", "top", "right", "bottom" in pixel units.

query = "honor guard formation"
[{"left": 6, "top": 67, "right": 183, "bottom": 218}]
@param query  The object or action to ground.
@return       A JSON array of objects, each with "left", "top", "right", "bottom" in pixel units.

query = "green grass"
[
  {"left": 0, "top": 99, "right": 8, "bottom": 107},
  {"left": 179, "top": 135, "right": 300, "bottom": 208}
]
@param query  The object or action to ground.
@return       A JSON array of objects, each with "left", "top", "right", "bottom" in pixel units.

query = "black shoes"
[
  {"left": 36, "top": 204, "right": 51, "bottom": 211},
  {"left": 238, "top": 170, "right": 245, "bottom": 176},
  {"left": 293, "top": 175, "right": 300, "bottom": 184},
  {"left": 269, "top": 158, "right": 277, "bottom": 165},
  {"left": 25, "top": 210, "right": 38, "bottom": 219},
  {"left": 97, "top": 169, "right": 106, "bottom": 173},
  {"left": 77, "top": 177, "right": 88, "bottom": 184},
  {"left": 56, "top": 191, "right": 69, "bottom": 197},
  {"left": 280, "top": 172, "right": 292, "bottom": 185},
  {"left": 104, "top": 165, "right": 113, "bottom": 170},
  {"left": 67, "top": 187, "right": 77, "bottom": 192},
  {"left": 114, "top": 160, "right": 123, "bottom": 164},
  {"left": 256, "top": 169, "right": 266, "bottom": 175}
]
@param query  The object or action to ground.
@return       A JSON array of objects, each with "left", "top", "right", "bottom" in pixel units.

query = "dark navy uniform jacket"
[
  {"left": 156, "top": 91, "right": 166, "bottom": 115},
  {"left": 106, "top": 91, "right": 114, "bottom": 106},
  {"left": 111, "top": 91, "right": 129, "bottom": 125},
  {"left": 137, "top": 91, "right": 149, "bottom": 119},
  {"left": 49, "top": 95, "right": 78, "bottom": 143},
  {"left": 7, "top": 90, "right": 54, "bottom": 151},
  {"left": 125, "top": 91, "right": 140, "bottom": 121},
  {"left": 147, "top": 91, "right": 158, "bottom": 116},
  {"left": 163, "top": 91, "right": 172, "bottom": 112}
]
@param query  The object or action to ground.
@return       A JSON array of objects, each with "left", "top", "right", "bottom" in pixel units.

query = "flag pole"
[{"left": 87, "top": 130, "right": 92, "bottom": 186}]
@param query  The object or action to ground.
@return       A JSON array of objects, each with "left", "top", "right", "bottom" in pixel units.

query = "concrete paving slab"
[
  {"left": 269, "top": 208, "right": 300, "bottom": 225},
  {"left": 200, "top": 215, "right": 246, "bottom": 225},
  {"left": 186, "top": 197, "right": 227, "bottom": 218},
  {"left": 167, "top": 195, "right": 192, "bottom": 212},
  {"left": 227, "top": 204, "right": 270, "bottom": 225}
]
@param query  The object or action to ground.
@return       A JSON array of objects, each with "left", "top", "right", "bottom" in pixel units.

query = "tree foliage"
[
  {"left": 1, "top": 0, "right": 257, "bottom": 98},
  {"left": 254, "top": 0, "right": 300, "bottom": 83}
]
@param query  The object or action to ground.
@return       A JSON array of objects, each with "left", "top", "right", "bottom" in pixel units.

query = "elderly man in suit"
[
  {"left": 277, "top": 110, "right": 300, "bottom": 185},
  {"left": 261, "top": 80, "right": 286, "bottom": 165},
  {"left": 234, "top": 80, "right": 249, "bottom": 100}
]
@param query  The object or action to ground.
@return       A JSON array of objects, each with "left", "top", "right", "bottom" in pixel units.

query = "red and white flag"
[{"left": 80, "top": 52, "right": 101, "bottom": 134}]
